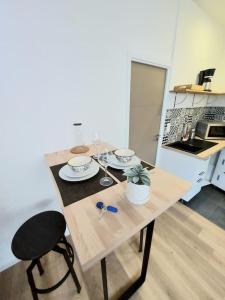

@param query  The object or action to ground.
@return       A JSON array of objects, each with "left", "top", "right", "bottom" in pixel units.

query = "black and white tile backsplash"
[{"left": 162, "top": 106, "right": 225, "bottom": 144}]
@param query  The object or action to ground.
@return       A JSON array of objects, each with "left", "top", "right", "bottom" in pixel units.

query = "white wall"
[
  {"left": 161, "top": 0, "right": 225, "bottom": 114},
  {"left": 158, "top": 0, "right": 225, "bottom": 174},
  {"left": 0, "top": 0, "right": 179, "bottom": 270},
  {"left": 171, "top": 0, "right": 225, "bottom": 92},
  {"left": 156, "top": 0, "right": 225, "bottom": 162}
]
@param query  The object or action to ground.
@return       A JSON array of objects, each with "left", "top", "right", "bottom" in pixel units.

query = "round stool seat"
[{"left": 12, "top": 211, "right": 66, "bottom": 260}]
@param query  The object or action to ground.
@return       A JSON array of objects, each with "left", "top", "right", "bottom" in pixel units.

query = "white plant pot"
[{"left": 126, "top": 182, "right": 150, "bottom": 205}]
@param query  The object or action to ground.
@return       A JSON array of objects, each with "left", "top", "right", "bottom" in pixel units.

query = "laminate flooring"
[{"left": 1, "top": 203, "right": 225, "bottom": 300}]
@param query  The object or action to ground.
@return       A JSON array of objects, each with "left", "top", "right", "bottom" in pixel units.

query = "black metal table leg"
[
  {"left": 101, "top": 258, "right": 109, "bottom": 300},
  {"left": 118, "top": 220, "right": 155, "bottom": 300},
  {"left": 139, "top": 228, "right": 144, "bottom": 252}
]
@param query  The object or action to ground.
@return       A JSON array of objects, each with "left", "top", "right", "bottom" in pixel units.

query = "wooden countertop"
[
  {"left": 45, "top": 144, "right": 191, "bottom": 271},
  {"left": 45, "top": 142, "right": 114, "bottom": 167},
  {"left": 162, "top": 139, "right": 225, "bottom": 160}
]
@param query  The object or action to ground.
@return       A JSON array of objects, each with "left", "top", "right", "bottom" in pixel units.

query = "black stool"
[{"left": 11, "top": 211, "right": 81, "bottom": 300}]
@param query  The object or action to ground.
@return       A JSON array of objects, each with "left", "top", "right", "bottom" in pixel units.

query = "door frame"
[{"left": 125, "top": 55, "right": 171, "bottom": 165}]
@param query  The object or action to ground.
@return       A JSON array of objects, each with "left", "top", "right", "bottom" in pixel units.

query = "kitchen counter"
[{"left": 162, "top": 139, "right": 225, "bottom": 160}]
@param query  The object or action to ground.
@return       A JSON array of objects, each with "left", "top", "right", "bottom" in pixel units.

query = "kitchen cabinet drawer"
[
  {"left": 193, "top": 164, "right": 209, "bottom": 183},
  {"left": 182, "top": 182, "right": 202, "bottom": 202},
  {"left": 159, "top": 147, "right": 210, "bottom": 202},
  {"left": 159, "top": 147, "right": 210, "bottom": 183}
]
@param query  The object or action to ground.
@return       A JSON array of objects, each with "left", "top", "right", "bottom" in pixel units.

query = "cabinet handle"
[
  {"left": 217, "top": 175, "right": 220, "bottom": 181},
  {"left": 198, "top": 171, "right": 205, "bottom": 176},
  {"left": 222, "top": 159, "right": 225, "bottom": 165},
  {"left": 197, "top": 178, "right": 202, "bottom": 183}
]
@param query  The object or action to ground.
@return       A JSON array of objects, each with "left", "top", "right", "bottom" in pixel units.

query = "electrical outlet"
[{"left": 165, "top": 123, "right": 171, "bottom": 134}]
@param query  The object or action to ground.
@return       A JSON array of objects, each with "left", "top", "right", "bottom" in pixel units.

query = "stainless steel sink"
[{"left": 166, "top": 139, "right": 217, "bottom": 154}]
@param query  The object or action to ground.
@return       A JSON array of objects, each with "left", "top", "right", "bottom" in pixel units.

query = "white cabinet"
[
  {"left": 159, "top": 147, "right": 210, "bottom": 201},
  {"left": 211, "top": 149, "right": 225, "bottom": 191}
]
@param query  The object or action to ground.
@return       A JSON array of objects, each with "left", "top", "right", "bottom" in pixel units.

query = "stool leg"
[
  {"left": 37, "top": 259, "right": 44, "bottom": 276},
  {"left": 62, "top": 235, "right": 72, "bottom": 258},
  {"left": 27, "top": 261, "right": 39, "bottom": 300},
  {"left": 139, "top": 229, "right": 144, "bottom": 252},
  {"left": 63, "top": 248, "right": 81, "bottom": 293},
  {"left": 54, "top": 245, "right": 81, "bottom": 293}
]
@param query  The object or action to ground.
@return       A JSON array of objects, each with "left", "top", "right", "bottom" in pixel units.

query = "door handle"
[{"left": 154, "top": 134, "right": 160, "bottom": 141}]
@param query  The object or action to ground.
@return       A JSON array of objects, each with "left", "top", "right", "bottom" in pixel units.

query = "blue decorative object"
[
  {"left": 107, "top": 206, "right": 118, "bottom": 213},
  {"left": 96, "top": 201, "right": 118, "bottom": 214},
  {"left": 96, "top": 201, "right": 104, "bottom": 209}
]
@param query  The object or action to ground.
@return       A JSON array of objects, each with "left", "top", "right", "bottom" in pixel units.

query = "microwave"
[{"left": 196, "top": 120, "right": 225, "bottom": 140}]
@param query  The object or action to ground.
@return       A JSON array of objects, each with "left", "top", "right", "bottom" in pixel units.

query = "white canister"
[{"left": 126, "top": 182, "right": 150, "bottom": 205}]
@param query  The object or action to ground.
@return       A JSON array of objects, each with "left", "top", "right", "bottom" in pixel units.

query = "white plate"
[
  {"left": 108, "top": 155, "right": 141, "bottom": 170},
  {"left": 63, "top": 161, "right": 97, "bottom": 178},
  {"left": 59, "top": 162, "right": 99, "bottom": 182}
]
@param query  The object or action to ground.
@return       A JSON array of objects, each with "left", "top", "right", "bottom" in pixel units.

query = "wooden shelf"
[{"left": 170, "top": 89, "right": 225, "bottom": 96}]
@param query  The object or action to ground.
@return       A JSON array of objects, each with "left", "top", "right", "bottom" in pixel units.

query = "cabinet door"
[
  {"left": 211, "top": 149, "right": 225, "bottom": 191},
  {"left": 212, "top": 172, "right": 225, "bottom": 190}
]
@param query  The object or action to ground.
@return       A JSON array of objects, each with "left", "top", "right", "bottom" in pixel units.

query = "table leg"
[
  {"left": 100, "top": 220, "right": 155, "bottom": 300},
  {"left": 101, "top": 258, "right": 109, "bottom": 300},
  {"left": 139, "top": 228, "right": 144, "bottom": 252},
  {"left": 118, "top": 220, "right": 155, "bottom": 300}
]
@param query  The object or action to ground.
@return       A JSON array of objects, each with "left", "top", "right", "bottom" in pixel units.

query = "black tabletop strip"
[{"left": 50, "top": 163, "right": 116, "bottom": 207}]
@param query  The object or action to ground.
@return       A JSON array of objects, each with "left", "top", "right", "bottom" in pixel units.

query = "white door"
[{"left": 129, "top": 61, "right": 166, "bottom": 164}]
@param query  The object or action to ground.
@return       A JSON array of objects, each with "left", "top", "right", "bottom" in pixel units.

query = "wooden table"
[{"left": 45, "top": 144, "right": 191, "bottom": 299}]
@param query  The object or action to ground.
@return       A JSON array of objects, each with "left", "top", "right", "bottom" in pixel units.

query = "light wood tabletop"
[
  {"left": 45, "top": 144, "right": 191, "bottom": 272},
  {"left": 45, "top": 143, "right": 114, "bottom": 167}
]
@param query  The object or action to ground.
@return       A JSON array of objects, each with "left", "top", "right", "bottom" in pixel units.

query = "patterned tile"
[{"left": 162, "top": 106, "right": 225, "bottom": 144}]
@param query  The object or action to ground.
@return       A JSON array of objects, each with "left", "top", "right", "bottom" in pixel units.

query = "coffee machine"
[{"left": 198, "top": 68, "right": 216, "bottom": 92}]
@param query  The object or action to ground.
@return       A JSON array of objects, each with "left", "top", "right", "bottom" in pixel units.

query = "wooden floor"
[{"left": 1, "top": 203, "right": 225, "bottom": 300}]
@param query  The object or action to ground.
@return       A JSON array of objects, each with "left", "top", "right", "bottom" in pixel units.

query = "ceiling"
[{"left": 193, "top": 0, "right": 225, "bottom": 27}]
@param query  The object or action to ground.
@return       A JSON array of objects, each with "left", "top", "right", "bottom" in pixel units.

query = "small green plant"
[{"left": 123, "top": 164, "right": 150, "bottom": 186}]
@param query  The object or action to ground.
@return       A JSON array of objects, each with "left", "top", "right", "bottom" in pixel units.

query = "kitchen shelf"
[{"left": 170, "top": 89, "right": 225, "bottom": 95}]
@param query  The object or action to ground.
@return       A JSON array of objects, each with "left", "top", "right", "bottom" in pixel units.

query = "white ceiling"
[{"left": 193, "top": 0, "right": 225, "bottom": 27}]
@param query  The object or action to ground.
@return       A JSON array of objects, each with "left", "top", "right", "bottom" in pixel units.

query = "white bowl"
[
  {"left": 114, "top": 149, "right": 135, "bottom": 163},
  {"left": 67, "top": 156, "right": 92, "bottom": 172}
]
